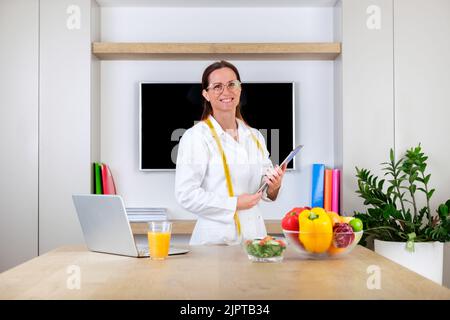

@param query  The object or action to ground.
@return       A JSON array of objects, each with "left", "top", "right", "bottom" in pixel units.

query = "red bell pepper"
[{"left": 281, "top": 207, "right": 309, "bottom": 231}]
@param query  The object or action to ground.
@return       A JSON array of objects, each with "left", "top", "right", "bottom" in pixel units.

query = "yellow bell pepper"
[{"left": 299, "top": 207, "right": 333, "bottom": 253}]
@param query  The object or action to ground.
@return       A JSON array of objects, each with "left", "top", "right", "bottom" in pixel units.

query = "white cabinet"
[
  {"left": 394, "top": 0, "right": 450, "bottom": 287},
  {"left": 335, "top": 0, "right": 395, "bottom": 215},
  {"left": 394, "top": 0, "right": 450, "bottom": 209},
  {"left": 0, "top": 0, "right": 39, "bottom": 272},
  {"left": 0, "top": 0, "right": 100, "bottom": 271},
  {"left": 336, "top": 0, "right": 450, "bottom": 216},
  {"left": 39, "top": 0, "right": 100, "bottom": 254}
]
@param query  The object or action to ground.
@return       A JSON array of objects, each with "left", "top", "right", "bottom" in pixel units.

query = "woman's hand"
[
  {"left": 264, "top": 163, "right": 287, "bottom": 200},
  {"left": 237, "top": 192, "right": 262, "bottom": 210}
]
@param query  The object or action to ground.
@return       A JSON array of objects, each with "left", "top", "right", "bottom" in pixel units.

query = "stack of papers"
[{"left": 126, "top": 207, "right": 168, "bottom": 222}]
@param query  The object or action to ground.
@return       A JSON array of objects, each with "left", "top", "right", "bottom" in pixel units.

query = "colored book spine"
[
  {"left": 332, "top": 169, "right": 340, "bottom": 213},
  {"left": 94, "top": 162, "right": 103, "bottom": 194},
  {"left": 311, "top": 164, "right": 325, "bottom": 208},
  {"left": 324, "top": 169, "right": 333, "bottom": 211},
  {"left": 92, "top": 162, "right": 96, "bottom": 194},
  {"left": 101, "top": 163, "right": 117, "bottom": 195}
]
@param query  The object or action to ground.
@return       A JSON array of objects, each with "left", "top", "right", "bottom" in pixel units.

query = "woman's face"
[{"left": 202, "top": 67, "right": 241, "bottom": 115}]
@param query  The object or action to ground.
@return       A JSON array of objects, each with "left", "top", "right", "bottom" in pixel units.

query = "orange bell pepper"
[
  {"left": 326, "top": 211, "right": 342, "bottom": 227},
  {"left": 299, "top": 207, "right": 333, "bottom": 253}
]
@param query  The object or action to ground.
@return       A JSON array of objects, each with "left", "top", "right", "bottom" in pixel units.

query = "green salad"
[{"left": 244, "top": 236, "right": 287, "bottom": 258}]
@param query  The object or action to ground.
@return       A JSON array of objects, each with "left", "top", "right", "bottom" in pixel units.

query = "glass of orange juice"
[{"left": 147, "top": 221, "right": 172, "bottom": 260}]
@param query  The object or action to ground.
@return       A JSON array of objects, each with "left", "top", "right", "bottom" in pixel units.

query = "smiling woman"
[
  {"left": 174, "top": 60, "right": 288, "bottom": 246},
  {"left": 200, "top": 61, "right": 244, "bottom": 124}
]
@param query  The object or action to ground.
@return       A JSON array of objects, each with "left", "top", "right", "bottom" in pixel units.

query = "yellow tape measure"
[{"left": 204, "top": 117, "right": 264, "bottom": 237}]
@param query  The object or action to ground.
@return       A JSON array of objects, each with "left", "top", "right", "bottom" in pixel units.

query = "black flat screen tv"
[{"left": 140, "top": 82, "right": 295, "bottom": 170}]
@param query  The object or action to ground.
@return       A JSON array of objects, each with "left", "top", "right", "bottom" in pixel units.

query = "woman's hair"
[{"left": 200, "top": 60, "right": 244, "bottom": 121}]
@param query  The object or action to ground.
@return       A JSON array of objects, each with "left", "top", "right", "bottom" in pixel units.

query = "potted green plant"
[{"left": 354, "top": 144, "right": 450, "bottom": 285}]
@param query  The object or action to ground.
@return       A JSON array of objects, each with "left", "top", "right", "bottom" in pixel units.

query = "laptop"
[{"left": 72, "top": 194, "right": 189, "bottom": 258}]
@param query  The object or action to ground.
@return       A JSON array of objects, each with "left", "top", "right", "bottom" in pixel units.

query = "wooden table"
[{"left": 0, "top": 245, "right": 449, "bottom": 300}]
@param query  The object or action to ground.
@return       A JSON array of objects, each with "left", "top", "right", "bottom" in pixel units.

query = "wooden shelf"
[
  {"left": 92, "top": 42, "right": 341, "bottom": 60},
  {"left": 131, "top": 220, "right": 282, "bottom": 235}
]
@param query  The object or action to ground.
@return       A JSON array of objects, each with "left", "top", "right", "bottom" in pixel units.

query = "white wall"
[
  {"left": 100, "top": 6, "right": 336, "bottom": 219},
  {"left": 100, "top": 6, "right": 334, "bottom": 42},
  {"left": 339, "top": 0, "right": 395, "bottom": 215},
  {"left": 39, "top": 0, "right": 98, "bottom": 253},
  {"left": 394, "top": 0, "right": 450, "bottom": 215},
  {"left": 0, "top": 0, "right": 39, "bottom": 272},
  {"left": 349, "top": 0, "right": 450, "bottom": 286}
]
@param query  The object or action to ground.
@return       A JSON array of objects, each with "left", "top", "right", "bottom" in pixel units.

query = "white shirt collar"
[
  {"left": 208, "top": 115, "right": 250, "bottom": 138},
  {"left": 207, "top": 115, "right": 226, "bottom": 136}
]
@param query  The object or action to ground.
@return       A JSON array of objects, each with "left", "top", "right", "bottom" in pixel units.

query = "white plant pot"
[{"left": 374, "top": 239, "right": 444, "bottom": 285}]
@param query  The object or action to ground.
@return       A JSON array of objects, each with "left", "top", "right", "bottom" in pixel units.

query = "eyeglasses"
[{"left": 206, "top": 80, "right": 241, "bottom": 95}]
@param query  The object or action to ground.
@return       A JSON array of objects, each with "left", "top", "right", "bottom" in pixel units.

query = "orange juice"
[{"left": 147, "top": 231, "right": 171, "bottom": 259}]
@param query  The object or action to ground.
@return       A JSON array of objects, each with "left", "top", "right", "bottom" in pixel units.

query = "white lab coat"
[{"left": 175, "top": 115, "right": 278, "bottom": 246}]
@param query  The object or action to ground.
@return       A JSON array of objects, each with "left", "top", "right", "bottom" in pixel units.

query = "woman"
[{"left": 175, "top": 60, "right": 286, "bottom": 245}]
